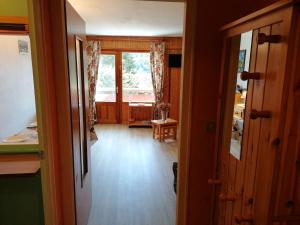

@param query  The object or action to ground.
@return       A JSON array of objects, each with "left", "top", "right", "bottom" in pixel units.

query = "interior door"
[
  {"left": 96, "top": 52, "right": 121, "bottom": 124},
  {"left": 213, "top": 21, "right": 286, "bottom": 225},
  {"left": 66, "top": 2, "right": 92, "bottom": 225}
]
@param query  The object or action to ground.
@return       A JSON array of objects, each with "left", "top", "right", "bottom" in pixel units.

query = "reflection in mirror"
[
  {"left": 0, "top": 34, "right": 38, "bottom": 145},
  {"left": 230, "top": 31, "right": 253, "bottom": 160}
]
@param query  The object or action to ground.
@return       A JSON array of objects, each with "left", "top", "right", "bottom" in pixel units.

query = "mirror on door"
[
  {"left": 224, "top": 31, "right": 253, "bottom": 160},
  {"left": 0, "top": 34, "right": 39, "bottom": 146}
]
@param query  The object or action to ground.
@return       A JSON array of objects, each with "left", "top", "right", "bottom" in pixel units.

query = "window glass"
[
  {"left": 122, "top": 52, "right": 154, "bottom": 102},
  {"left": 96, "top": 54, "right": 116, "bottom": 102}
]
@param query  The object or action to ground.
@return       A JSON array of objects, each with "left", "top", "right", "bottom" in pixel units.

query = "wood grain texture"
[
  {"left": 274, "top": 7, "right": 300, "bottom": 220},
  {"left": 0, "top": 16, "right": 29, "bottom": 34},
  {"left": 66, "top": 3, "right": 91, "bottom": 225},
  {"left": 214, "top": 3, "right": 300, "bottom": 225},
  {"left": 88, "top": 124, "right": 177, "bottom": 225},
  {"left": 29, "top": 0, "right": 72, "bottom": 224},
  {"left": 93, "top": 37, "right": 183, "bottom": 124},
  {"left": 96, "top": 102, "right": 118, "bottom": 124},
  {"left": 0, "top": 153, "right": 40, "bottom": 175},
  {"left": 0, "top": 16, "right": 28, "bottom": 24},
  {"left": 87, "top": 36, "right": 182, "bottom": 52},
  {"left": 128, "top": 103, "right": 154, "bottom": 126},
  {"left": 169, "top": 68, "right": 181, "bottom": 121}
]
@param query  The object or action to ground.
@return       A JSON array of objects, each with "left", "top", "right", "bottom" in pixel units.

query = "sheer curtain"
[
  {"left": 87, "top": 40, "right": 101, "bottom": 141},
  {"left": 150, "top": 42, "right": 166, "bottom": 119}
]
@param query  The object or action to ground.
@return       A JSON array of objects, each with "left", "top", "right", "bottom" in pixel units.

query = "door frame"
[
  {"left": 28, "top": 0, "right": 76, "bottom": 224},
  {"left": 96, "top": 50, "right": 155, "bottom": 124},
  {"left": 33, "top": 0, "right": 299, "bottom": 225},
  {"left": 30, "top": 0, "right": 193, "bottom": 224},
  {"left": 29, "top": 0, "right": 211, "bottom": 225},
  {"left": 96, "top": 51, "right": 121, "bottom": 123}
]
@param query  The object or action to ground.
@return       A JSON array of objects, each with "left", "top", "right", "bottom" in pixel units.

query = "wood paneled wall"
[
  {"left": 177, "top": 0, "right": 292, "bottom": 224},
  {"left": 88, "top": 36, "right": 183, "bottom": 124},
  {"left": 87, "top": 36, "right": 182, "bottom": 52},
  {"left": 212, "top": 4, "right": 300, "bottom": 225}
]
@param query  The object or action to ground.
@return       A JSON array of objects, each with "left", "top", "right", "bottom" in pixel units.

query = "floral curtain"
[
  {"left": 150, "top": 42, "right": 166, "bottom": 119},
  {"left": 87, "top": 40, "right": 101, "bottom": 141}
]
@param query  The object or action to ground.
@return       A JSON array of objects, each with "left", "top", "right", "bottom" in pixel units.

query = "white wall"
[
  {"left": 0, "top": 35, "right": 36, "bottom": 140},
  {"left": 237, "top": 31, "right": 253, "bottom": 89}
]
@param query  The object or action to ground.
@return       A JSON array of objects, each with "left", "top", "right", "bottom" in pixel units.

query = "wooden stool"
[{"left": 151, "top": 119, "right": 178, "bottom": 142}]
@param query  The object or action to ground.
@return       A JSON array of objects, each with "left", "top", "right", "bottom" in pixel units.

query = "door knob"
[
  {"left": 219, "top": 193, "right": 237, "bottom": 202},
  {"left": 250, "top": 110, "right": 272, "bottom": 120},
  {"left": 240, "top": 71, "right": 260, "bottom": 81},
  {"left": 257, "top": 33, "right": 281, "bottom": 44},
  {"left": 234, "top": 215, "right": 254, "bottom": 224},
  {"left": 208, "top": 179, "right": 222, "bottom": 185}
]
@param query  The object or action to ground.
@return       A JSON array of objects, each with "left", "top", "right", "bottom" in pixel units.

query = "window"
[
  {"left": 96, "top": 54, "right": 116, "bottom": 102},
  {"left": 122, "top": 52, "right": 154, "bottom": 102}
]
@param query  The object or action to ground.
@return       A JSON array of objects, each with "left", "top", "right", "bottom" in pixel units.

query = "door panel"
[
  {"left": 242, "top": 26, "right": 270, "bottom": 219},
  {"left": 66, "top": 2, "right": 91, "bottom": 225},
  {"left": 253, "top": 23, "right": 284, "bottom": 225},
  {"left": 274, "top": 11, "right": 300, "bottom": 219},
  {"left": 169, "top": 68, "right": 181, "bottom": 121},
  {"left": 96, "top": 53, "right": 120, "bottom": 124},
  {"left": 215, "top": 21, "right": 286, "bottom": 225}
]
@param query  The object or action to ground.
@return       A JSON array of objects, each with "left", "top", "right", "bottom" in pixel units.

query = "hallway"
[{"left": 88, "top": 125, "right": 178, "bottom": 225}]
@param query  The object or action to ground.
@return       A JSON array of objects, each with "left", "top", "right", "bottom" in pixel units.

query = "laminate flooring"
[{"left": 88, "top": 124, "right": 178, "bottom": 225}]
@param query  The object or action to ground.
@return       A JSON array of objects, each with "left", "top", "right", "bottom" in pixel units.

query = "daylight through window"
[
  {"left": 96, "top": 54, "right": 116, "bottom": 102},
  {"left": 122, "top": 52, "right": 154, "bottom": 102}
]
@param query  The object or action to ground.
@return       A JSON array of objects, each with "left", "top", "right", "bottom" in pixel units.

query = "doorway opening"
[{"left": 67, "top": 1, "right": 185, "bottom": 225}]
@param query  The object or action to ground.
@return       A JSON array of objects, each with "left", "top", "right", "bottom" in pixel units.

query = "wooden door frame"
[
  {"left": 29, "top": 0, "right": 76, "bottom": 224},
  {"left": 29, "top": 0, "right": 208, "bottom": 225},
  {"left": 176, "top": 0, "right": 195, "bottom": 225},
  {"left": 208, "top": 3, "right": 295, "bottom": 225},
  {"left": 30, "top": 0, "right": 210, "bottom": 224},
  {"left": 97, "top": 51, "right": 121, "bottom": 123}
]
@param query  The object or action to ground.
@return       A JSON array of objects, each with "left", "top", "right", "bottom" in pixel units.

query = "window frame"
[
  {"left": 96, "top": 52, "right": 118, "bottom": 103},
  {"left": 96, "top": 50, "right": 155, "bottom": 104},
  {"left": 121, "top": 51, "right": 154, "bottom": 103}
]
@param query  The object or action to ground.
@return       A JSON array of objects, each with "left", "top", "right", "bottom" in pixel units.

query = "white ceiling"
[{"left": 68, "top": 0, "right": 185, "bottom": 37}]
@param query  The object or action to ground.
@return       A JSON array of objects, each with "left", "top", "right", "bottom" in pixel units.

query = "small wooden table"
[{"left": 151, "top": 119, "right": 178, "bottom": 142}]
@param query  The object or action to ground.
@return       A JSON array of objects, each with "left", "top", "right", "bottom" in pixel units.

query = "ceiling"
[{"left": 68, "top": 0, "right": 185, "bottom": 37}]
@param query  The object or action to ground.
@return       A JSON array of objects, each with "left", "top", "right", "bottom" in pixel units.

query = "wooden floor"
[{"left": 88, "top": 124, "right": 178, "bottom": 225}]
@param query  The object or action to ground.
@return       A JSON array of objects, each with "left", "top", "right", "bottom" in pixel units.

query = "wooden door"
[
  {"left": 169, "top": 68, "right": 181, "bottom": 121},
  {"left": 214, "top": 19, "right": 288, "bottom": 225},
  {"left": 66, "top": 3, "right": 92, "bottom": 225},
  {"left": 96, "top": 52, "right": 121, "bottom": 124}
]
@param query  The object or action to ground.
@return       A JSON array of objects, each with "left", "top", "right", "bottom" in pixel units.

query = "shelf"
[{"left": 0, "top": 153, "right": 40, "bottom": 175}]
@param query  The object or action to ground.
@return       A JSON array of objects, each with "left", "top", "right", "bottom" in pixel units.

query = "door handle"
[
  {"left": 234, "top": 215, "right": 254, "bottom": 224},
  {"left": 257, "top": 33, "right": 281, "bottom": 44},
  {"left": 250, "top": 110, "right": 272, "bottom": 120},
  {"left": 208, "top": 179, "right": 222, "bottom": 185},
  {"left": 116, "top": 86, "right": 119, "bottom": 94},
  {"left": 240, "top": 71, "right": 260, "bottom": 81},
  {"left": 219, "top": 193, "right": 238, "bottom": 202}
]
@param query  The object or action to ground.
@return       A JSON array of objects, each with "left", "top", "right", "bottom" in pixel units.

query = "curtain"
[
  {"left": 87, "top": 40, "right": 101, "bottom": 141},
  {"left": 150, "top": 42, "right": 166, "bottom": 119}
]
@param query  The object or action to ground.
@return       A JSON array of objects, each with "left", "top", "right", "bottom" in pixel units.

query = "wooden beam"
[
  {"left": 87, "top": 35, "right": 182, "bottom": 42},
  {"left": 0, "top": 16, "right": 28, "bottom": 24}
]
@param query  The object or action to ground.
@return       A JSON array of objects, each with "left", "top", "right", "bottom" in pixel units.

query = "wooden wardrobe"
[{"left": 212, "top": 1, "right": 300, "bottom": 225}]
